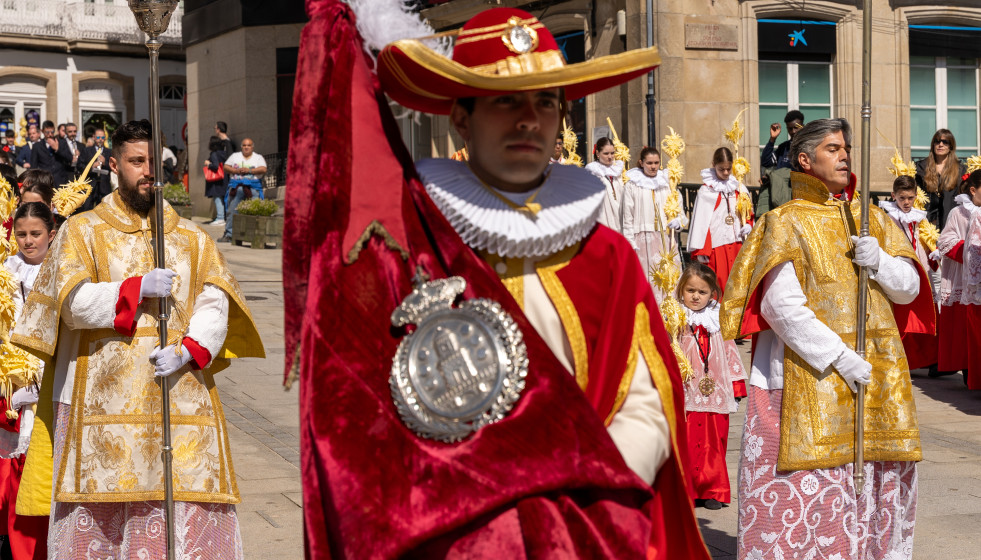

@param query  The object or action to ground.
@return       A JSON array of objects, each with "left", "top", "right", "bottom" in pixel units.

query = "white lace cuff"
[
  {"left": 63, "top": 281, "right": 122, "bottom": 330},
  {"left": 185, "top": 284, "right": 230, "bottom": 365},
  {"left": 869, "top": 252, "right": 919, "bottom": 305}
]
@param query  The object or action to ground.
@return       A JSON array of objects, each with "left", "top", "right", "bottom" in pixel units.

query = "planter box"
[
  {"left": 172, "top": 205, "right": 193, "bottom": 219},
  {"left": 232, "top": 214, "right": 283, "bottom": 249}
]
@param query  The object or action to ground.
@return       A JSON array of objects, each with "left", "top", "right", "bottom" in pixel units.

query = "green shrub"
[
  {"left": 163, "top": 183, "right": 191, "bottom": 206},
  {"left": 235, "top": 198, "right": 278, "bottom": 216}
]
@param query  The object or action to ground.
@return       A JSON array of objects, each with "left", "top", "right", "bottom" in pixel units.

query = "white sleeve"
[
  {"left": 606, "top": 353, "right": 671, "bottom": 485},
  {"left": 760, "top": 262, "right": 848, "bottom": 373},
  {"left": 62, "top": 281, "right": 122, "bottom": 330},
  {"left": 869, "top": 251, "right": 919, "bottom": 305},
  {"left": 184, "top": 284, "right": 230, "bottom": 363},
  {"left": 621, "top": 185, "right": 638, "bottom": 250}
]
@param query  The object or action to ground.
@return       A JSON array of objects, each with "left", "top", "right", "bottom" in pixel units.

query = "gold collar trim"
[{"left": 94, "top": 190, "right": 180, "bottom": 234}]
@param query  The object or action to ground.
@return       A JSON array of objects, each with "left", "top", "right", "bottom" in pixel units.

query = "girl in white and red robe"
[
  {"left": 879, "top": 175, "right": 938, "bottom": 371},
  {"left": 0, "top": 202, "right": 54, "bottom": 560},
  {"left": 932, "top": 170, "right": 981, "bottom": 386},
  {"left": 585, "top": 137, "right": 625, "bottom": 232},
  {"left": 676, "top": 263, "right": 746, "bottom": 509},
  {"left": 622, "top": 147, "right": 688, "bottom": 304},
  {"left": 687, "top": 147, "right": 752, "bottom": 294}
]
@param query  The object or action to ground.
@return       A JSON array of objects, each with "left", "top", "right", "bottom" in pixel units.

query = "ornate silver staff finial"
[
  {"left": 127, "top": 1, "right": 180, "bottom": 559},
  {"left": 128, "top": 0, "right": 180, "bottom": 37}
]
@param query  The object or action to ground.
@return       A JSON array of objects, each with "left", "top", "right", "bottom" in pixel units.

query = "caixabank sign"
[{"left": 758, "top": 19, "right": 837, "bottom": 61}]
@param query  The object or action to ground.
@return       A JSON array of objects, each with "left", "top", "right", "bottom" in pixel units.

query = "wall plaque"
[{"left": 685, "top": 23, "right": 739, "bottom": 51}]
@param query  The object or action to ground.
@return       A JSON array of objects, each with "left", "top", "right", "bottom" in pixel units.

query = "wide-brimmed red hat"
[{"left": 377, "top": 7, "right": 661, "bottom": 115}]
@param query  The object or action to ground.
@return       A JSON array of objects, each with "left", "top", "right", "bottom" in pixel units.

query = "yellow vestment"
[
  {"left": 720, "top": 172, "right": 923, "bottom": 471},
  {"left": 11, "top": 191, "right": 263, "bottom": 513}
]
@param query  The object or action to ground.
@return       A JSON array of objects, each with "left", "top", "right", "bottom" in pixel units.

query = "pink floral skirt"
[
  {"left": 737, "top": 387, "right": 917, "bottom": 560},
  {"left": 48, "top": 402, "right": 244, "bottom": 559}
]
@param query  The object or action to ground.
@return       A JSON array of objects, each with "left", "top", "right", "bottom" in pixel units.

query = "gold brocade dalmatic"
[
  {"left": 11, "top": 191, "right": 263, "bottom": 505},
  {"left": 720, "top": 172, "right": 922, "bottom": 471}
]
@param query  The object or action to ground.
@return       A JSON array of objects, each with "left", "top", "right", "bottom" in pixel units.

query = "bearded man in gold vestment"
[
  {"left": 720, "top": 118, "right": 934, "bottom": 560},
  {"left": 11, "top": 120, "right": 263, "bottom": 558}
]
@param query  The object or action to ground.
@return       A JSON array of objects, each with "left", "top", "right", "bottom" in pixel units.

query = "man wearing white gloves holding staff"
[
  {"left": 12, "top": 120, "right": 263, "bottom": 559},
  {"left": 720, "top": 118, "right": 935, "bottom": 559}
]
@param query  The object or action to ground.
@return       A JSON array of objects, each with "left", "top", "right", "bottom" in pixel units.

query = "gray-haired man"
[{"left": 720, "top": 118, "right": 933, "bottom": 559}]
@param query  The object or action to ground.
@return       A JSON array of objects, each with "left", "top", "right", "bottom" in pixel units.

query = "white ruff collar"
[
  {"left": 417, "top": 158, "right": 604, "bottom": 259},
  {"left": 878, "top": 200, "right": 926, "bottom": 225},
  {"left": 684, "top": 300, "right": 720, "bottom": 334},
  {"left": 701, "top": 168, "right": 739, "bottom": 194},
  {"left": 956, "top": 193, "right": 980, "bottom": 211},
  {"left": 625, "top": 167, "right": 668, "bottom": 191},
  {"left": 585, "top": 160, "right": 624, "bottom": 179}
]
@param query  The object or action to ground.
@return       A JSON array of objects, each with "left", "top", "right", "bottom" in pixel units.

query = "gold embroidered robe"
[
  {"left": 720, "top": 172, "right": 923, "bottom": 471},
  {"left": 11, "top": 190, "right": 263, "bottom": 506}
]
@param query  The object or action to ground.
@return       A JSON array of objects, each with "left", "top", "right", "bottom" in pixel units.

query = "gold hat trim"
[
  {"left": 456, "top": 21, "right": 545, "bottom": 47},
  {"left": 385, "top": 39, "right": 660, "bottom": 94},
  {"left": 456, "top": 17, "right": 540, "bottom": 40},
  {"left": 470, "top": 50, "right": 565, "bottom": 77}
]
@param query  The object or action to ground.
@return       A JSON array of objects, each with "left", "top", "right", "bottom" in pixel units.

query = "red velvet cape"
[{"left": 284, "top": 2, "right": 707, "bottom": 558}]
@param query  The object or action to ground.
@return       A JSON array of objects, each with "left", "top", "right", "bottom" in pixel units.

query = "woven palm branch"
[
  {"left": 606, "top": 117, "right": 631, "bottom": 183},
  {"left": 52, "top": 146, "right": 103, "bottom": 217},
  {"left": 660, "top": 127, "right": 686, "bottom": 220},
  {"left": 658, "top": 296, "right": 693, "bottom": 382}
]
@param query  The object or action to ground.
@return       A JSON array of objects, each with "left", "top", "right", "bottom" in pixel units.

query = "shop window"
[
  {"left": 758, "top": 61, "right": 833, "bottom": 147},
  {"left": 757, "top": 19, "right": 836, "bottom": 148},
  {"left": 909, "top": 56, "right": 979, "bottom": 160}
]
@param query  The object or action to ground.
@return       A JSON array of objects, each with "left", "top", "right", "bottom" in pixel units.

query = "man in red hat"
[{"left": 286, "top": 3, "right": 708, "bottom": 558}]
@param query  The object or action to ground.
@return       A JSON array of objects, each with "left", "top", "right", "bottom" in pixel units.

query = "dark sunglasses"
[{"left": 935, "top": 139, "right": 951, "bottom": 146}]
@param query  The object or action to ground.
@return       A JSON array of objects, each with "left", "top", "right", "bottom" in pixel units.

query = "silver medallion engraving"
[{"left": 390, "top": 276, "right": 527, "bottom": 442}]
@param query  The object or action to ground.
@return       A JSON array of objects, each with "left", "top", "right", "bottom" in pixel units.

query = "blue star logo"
[{"left": 789, "top": 29, "right": 807, "bottom": 47}]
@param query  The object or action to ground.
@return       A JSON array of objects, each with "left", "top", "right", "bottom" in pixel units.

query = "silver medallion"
[
  {"left": 502, "top": 17, "right": 539, "bottom": 54},
  {"left": 725, "top": 215, "right": 735, "bottom": 226},
  {"left": 390, "top": 276, "right": 527, "bottom": 442}
]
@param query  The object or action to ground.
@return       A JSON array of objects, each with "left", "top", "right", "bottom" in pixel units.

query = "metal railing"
[
  {"left": 0, "top": 1, "right": 182, "bottom": 45},
  {"left": 262, "top": 150, "right": 287, "bottom": 190}
]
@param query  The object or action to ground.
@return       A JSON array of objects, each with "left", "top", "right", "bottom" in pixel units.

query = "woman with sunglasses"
[{"left": 915, "top": 129, "right": 967, "bottom": 230}]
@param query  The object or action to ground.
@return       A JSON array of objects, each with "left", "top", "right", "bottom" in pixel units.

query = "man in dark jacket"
[
  {"left": 54, "top": 122, "right": 83, "bottom": 187},
  {"left": 77, "top": 127, "right": 112, "bottom": 212},
  {"left": 757, "top": 110, "right": 805, "bottom": 215},
  {"left": 15, "top": 125, "right": 39, "bottom": 170},
  {"left": 30, "top": 121, "right": 62, "bottom": 184}
]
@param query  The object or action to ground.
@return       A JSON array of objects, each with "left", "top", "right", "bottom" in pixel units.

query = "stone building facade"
[
  {"left": 408, "top": 0, "right": 981, "bottom": 191},
  {"left": 0, "top": 0, "right": 185, "bottom": 156},
  {"left": 182, "top": 0, "right": 306, "bottom": 213}
]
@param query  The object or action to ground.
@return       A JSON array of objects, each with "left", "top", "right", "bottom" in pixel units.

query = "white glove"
[
  {"left": 850, "top": 235, "right": 881, "bottom": 271},
  {"left": 140, "top": 269, "right": 177, "bottom": 299},
  {"left": 929, "top": 250, "right": 942, "bottom": 262},
  {"left": 667, "top": 218, "right": 683, "bottom": 231},
  {"left": 739, "top": 223, "right": 752, "bottom": 239},
  {"left": 832, "top": 348, "right": 872, "bottom": 393},
  {"left": 149, "top": 344, "right": 193, "bottom": 377},
  {"left": 10, "top": 386, "right": 38, "bottom": 411},
  {"left": 696, "top": 254, "right": 710, "bottom": 264}
]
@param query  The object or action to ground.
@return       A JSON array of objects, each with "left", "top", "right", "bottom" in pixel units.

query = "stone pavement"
[
  {"left": 207, "top": 217, "right": 981, "bottom": 559},
  {"left": 200, "top": 220, "right": 302, "bottom": 559},
  {"left": 700, "top": 344, "right": 981, "bottom": 560}
]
